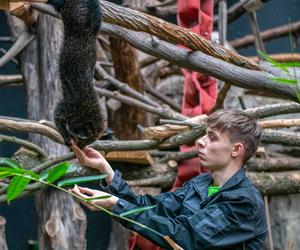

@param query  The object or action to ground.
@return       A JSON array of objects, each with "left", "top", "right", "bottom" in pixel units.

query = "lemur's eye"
[{"left": 76, "top": 130, "right": 88, "bottom": 140}]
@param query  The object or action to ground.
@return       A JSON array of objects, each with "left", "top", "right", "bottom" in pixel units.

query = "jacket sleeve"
[
  {"left": 112, "top": 194, "right": 258, "bottom": 250},
  {"left": 100, "top": 170, "right": 188, "bottom": 216}
]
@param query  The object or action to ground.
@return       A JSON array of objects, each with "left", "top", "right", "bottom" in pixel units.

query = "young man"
[{"left": 71, "top": 109, "right": 267, "bottom": 250}]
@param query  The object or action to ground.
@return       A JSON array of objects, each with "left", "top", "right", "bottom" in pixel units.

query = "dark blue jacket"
[{"left": 100, "top": 168, "right": 267, "bottom": 250}]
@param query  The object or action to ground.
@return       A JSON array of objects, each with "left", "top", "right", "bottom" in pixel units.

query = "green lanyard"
[{"left": 208, "top": 185, "right": 221, "bottom": 196}]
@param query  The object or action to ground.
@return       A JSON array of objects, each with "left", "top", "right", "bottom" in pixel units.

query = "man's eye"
[{"left": 209, "top": 135, "right": 216, "bottom": 141}]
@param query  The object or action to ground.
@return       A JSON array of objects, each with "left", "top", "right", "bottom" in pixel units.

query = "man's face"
[{"left": 196, "top": 127, "right": 235, "bottom": 171}]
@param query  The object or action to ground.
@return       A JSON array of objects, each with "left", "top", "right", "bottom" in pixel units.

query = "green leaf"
[
  {"left": 0, "top": 172, "right": 14, "bottom": 180},
  {"left": 46, "top": 162, "right": 71, "bottom": 183},
  {"left": 84, "top": 195, "right": 111, "bottom": 202},
  {"left": 38, "top": 170, "right": 48, "bottom": 181},
  {"left": 0, "top": 166, "right": 26, "bottom": 174},
  {"left": 57, "top": 174, "right": 108, "bottom": 187},
  {"left": 0, "top": 166, "right": 39, "bottom": 180},
  {"left": 280, "top": 62, "right": 300, "bottom": 67},
  {"left": 296, "top": 91, "right": 300, "bottom": 103},
  {"left": 271, "top": 77, "right": 298, "bottom": 85},
  {"left": 0, "top": 158, "right": 22, "bottom": 169},
  {"left": 7, "top": 175, "right": 31, "bottom": 203},
  {"left": 40, "top": 162, "right": 76, "bottom": 182},
  {"left": 257, "top": 50, "right": 289, "bottom": 73},
  {"left": 120, "top": 205, "right": 157, "bottom": 217}
]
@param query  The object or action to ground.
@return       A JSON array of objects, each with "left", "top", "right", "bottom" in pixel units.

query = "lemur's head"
[{"left": 66, "top": 121, "right": 103, "bottom": 149}]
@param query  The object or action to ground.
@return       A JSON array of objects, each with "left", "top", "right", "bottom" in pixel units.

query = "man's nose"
[{"left": 196, "top": 135, "right": 206, "bottom": 147}]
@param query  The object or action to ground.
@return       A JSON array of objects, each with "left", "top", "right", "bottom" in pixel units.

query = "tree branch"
[
  {"left": 0, "top": 74, "right": 23, "bottom": 87},
  {"left": 0, "top": 134, "right": 48, "bottom": 159},
  {"left": 95, "top": 87, "right": 186, "bottom": 120},
  {"left": 231, "top": 21, "right": 300, "bottom": 50},
  {"left": 29, "top": 1, "right": 262, "bottom": 70},
  {"left": 0, "top": 118, "right": 63, "bottom": 143},
  {"left": 100, "top": 23, "right": 298, "bottom": 102},
  {"left": 0, "top": 30, "right": 35, "bottom": 68}
]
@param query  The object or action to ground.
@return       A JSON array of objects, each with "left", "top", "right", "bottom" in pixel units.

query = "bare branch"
[
  {"left": 260, "top": 119, "right": 300, "bottom": 128},
  {"left": 95, "top": 63, "right": 159, "bottom": 107},
  {"left": 95, "top": 87, "right": 186, "bottom": 120},
  {"left": 0, "top": 74, "right": 22, "bottom": 87},
  {"left": 0, "top": 30, "right": 35, "bottom": 68},
  {"left": 0, "top": 134, "right": 48, "bottom": 159},
  {"left": 231, "top": 21, "right": 300, "bottom": 50},
  {"left": 246, "top": 102, "right": 300, "bottom": 118},
  {"left": 0, "top": 118, "right": 64, "bottom": 144}
]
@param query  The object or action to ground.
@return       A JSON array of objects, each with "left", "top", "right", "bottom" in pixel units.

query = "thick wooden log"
[
  {"left": 248, "top": 171, "right": 300, "bottom": 196},
  {"left": 143, "top": 115, "right": 207, "bottom": 141},
  {"left": 246, "top": 157, "right": 300, "bottom": 172},
  {"left": 260, "top": 119, "right": 300, "bottom": 128},
  {"left": 106, "top": 150, "right": 154, "bottom": 165}
]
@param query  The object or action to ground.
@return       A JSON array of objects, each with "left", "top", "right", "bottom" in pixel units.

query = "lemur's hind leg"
[{"left": 54, "top": 101, "right": 72, "bottom": 146}]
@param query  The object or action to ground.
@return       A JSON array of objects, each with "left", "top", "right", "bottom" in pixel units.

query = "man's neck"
[{"left": 211, "top": 163, "right": 241, "bottom": 187}]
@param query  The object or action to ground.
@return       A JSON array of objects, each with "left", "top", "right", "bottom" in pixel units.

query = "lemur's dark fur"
[{"left": 49, "top": 0, "right": 104, "bottom": 148}]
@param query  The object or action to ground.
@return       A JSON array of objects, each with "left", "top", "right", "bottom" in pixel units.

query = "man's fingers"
[
  {"left": 70, "top": 185, "right": 90, "bottom": 198},
  {"left": 78, "top": 199, "right": 97, "bottom": 211},
  {"left": 77, "top": 186, "right": 96, "bottom": 195},
  {"left": 71, "top": 142, "right": 86, "bottom": 164}
]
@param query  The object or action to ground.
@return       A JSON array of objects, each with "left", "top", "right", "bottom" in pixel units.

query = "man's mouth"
[{"left": 198, "top": 151, "right": 205, "bottom": 159}]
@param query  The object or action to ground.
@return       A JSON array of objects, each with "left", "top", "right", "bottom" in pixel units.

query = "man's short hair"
[{"left": 207, "top": 109, "right": 262, "bottom": 163}]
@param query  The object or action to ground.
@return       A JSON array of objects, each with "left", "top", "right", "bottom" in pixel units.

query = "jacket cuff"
[
  {"left": 99, "top": 170, "right": 123, "bottom": 195},
  {"left": 112, "top": 198, "right": 137, "bottom": 216}
]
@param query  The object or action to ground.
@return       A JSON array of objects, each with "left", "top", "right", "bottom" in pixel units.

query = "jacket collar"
[{"left": 221, "top": 167, "right": 246, "bottom": 191}]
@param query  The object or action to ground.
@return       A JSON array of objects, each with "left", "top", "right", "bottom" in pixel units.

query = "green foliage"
[
  {"left": 0, "top": 158, "right": 176, "bottom": 248},
  {"left": 46, "top": 162, "right": 71, "bottom": 183},
  {"left": 280, "top": 62, "right": 300, "bottom": 67},
  {"left": 0, "top": 158, "right": 22, "bottom": 169},
  {"left": 120, "top": 205, "right": 157, "bottom": 217},
  {"left": 0, "top": 172, "right": 14, "bottom": 179},
  {"left": 57, "top": 174, "right": 108, "bottom": 187},
  {"left": 271, "top": 77, "right": 298, "bottom": 85},
  {"left": 258, "top": 50, "right": 290, "bottom": 73},
  {"left": 84, "top": 195, "right": 111, "bottom": 202},
  {"left": 7, "top": 175, "right": 31, "bottom": 203},
  {"left": 257, "top": 50, "right": 299, "bottom": 102}
]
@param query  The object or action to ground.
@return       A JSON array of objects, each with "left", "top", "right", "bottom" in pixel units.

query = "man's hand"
[
  {"left": 71, "top": 141, "right": 114, "bottom": 184},
  {"left": 70, "top": 185, "right": 119, "bottom": 211}
]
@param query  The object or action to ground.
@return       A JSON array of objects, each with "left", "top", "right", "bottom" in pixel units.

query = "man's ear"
[{"left": 232, "top": 143, "right": 244, "bottom": 158}]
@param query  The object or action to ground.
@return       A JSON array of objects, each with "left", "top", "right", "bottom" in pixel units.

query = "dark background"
[{"left": 0, "top": 0, "right": 299, "bottom": 249}]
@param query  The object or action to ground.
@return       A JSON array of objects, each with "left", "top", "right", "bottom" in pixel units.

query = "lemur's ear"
[{"left": 232, "top": 143, "right": 244, "bottom": 158}]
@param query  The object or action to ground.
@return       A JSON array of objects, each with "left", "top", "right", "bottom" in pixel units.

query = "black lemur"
[{"left": 48, "top": 0, "right": 104, "bottom": 148}]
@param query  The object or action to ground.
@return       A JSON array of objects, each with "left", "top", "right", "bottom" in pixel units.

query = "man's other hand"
[{"left": 70, "top": 185, "right": 118, "bottom": 211}]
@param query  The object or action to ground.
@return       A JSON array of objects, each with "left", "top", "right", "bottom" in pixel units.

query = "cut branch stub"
[{"left": 101, "top": 1, "right": 262, "bottom": 71}]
